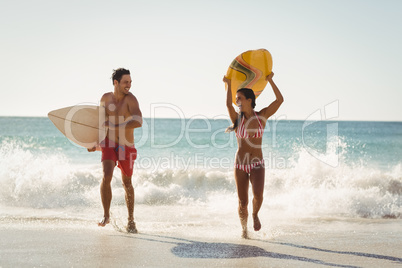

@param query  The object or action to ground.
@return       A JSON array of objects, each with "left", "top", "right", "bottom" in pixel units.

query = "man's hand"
[
  {"left": 103, "top": 120, "right": 116, "bottom": 130},
  {"left": 87, "top": 146, "right": 97, "bottom": 152}
]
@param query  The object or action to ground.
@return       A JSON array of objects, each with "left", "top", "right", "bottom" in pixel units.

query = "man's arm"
[
  {"left": 88, "top": 94, "right": 109, "bottom": 152},
  {"left": 107, "top": 94, "right": 142, "bottom": 130},
  {"left": 125, "top": 94, "right": 142, "bottom": 129}
]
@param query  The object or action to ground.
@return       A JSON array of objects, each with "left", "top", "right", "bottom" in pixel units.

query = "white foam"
[
  {"left": 265, "top": 144, "right": 402, "bottom": 219},
  {"left": 0, "top": 140, "right": 100, "bottom": 209},
  {"left": 0, "top": 139, "right": 401, "bottom": 221}
]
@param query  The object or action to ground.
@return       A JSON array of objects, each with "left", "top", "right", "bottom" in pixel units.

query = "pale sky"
[{"left": 1, "top": 0, "right": 401, "bottom": 121}]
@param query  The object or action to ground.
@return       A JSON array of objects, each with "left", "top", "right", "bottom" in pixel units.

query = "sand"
[{"left": 0, "top": 218, "right": 401, "bottom": 268}]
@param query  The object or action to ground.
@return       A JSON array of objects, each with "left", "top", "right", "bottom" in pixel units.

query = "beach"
[
  {"left": 2, "top": 0, "right": 402, "bottom": 266},
  {"left": 1, "top": 214, "right": 401, "bottom": 268},
  {"left": 1, "top": 118, "right": 401, "bottom": 267}
]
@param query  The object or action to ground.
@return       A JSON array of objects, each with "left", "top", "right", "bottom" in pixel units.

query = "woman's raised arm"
[
  {"left": 224, "top": 76, "right": 238, "bottom": 123},
  {"left": 259, "top": 72, "right": 284, "bottom": 119}
]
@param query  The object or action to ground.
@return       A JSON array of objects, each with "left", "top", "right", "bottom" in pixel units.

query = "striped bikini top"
[{"left": 235, "top": 111, "right": 264, "bottom": 139}]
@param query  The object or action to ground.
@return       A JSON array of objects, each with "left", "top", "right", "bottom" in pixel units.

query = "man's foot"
[
  {"left": 253, "top": 214, "right": 261, "bottom": 231},
  {"left": 98, "top": 217, "right": 110, "bottom": 227},
  {"left": 126, "top": 220, "right": 138, "bottom": 234}
]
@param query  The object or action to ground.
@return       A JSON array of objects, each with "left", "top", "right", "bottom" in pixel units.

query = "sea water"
[{"left": 0, "top": 117, "right": 401, "bottom": 238}]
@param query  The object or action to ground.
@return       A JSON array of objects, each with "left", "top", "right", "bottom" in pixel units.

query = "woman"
[{"left": 224, "top": 72, "right": 284, "bottom": 238}]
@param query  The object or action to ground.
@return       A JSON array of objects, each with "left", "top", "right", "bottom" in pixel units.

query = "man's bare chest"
[{"left": 105, "top": 100, "right": 130, "bottom": 118}]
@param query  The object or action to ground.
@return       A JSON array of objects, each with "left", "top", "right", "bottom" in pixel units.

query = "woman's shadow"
[{"left": 128, "top": 234, "right": 373, "bottom": 268}]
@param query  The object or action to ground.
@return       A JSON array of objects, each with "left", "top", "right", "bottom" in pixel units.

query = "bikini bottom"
[{"left": 235, "top": 160, "right": 265, "bottom": 174}]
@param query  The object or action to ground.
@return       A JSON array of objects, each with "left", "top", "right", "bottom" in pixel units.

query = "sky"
[{"left": 0, "top": 0, "right": 401, "bottom": 121}]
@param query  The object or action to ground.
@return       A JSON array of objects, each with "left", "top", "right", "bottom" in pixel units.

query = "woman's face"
[{"left": 236, "top": 92, "right": 252, "bottom": 112}]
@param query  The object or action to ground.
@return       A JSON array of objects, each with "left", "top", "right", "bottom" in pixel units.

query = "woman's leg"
[
  {"left": 249, "top": 164, "right": 265, "bottom": 231},
  {"left": 234, "top": 168, "right": 250, "bottom": 238}
]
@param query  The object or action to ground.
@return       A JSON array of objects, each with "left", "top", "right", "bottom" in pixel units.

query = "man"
[{"left": 88, "top": 68, "right": 142, "bottom": 233}]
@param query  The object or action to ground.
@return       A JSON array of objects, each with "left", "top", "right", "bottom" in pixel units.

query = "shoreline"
[{"left": 1, "top": 218, "right": 401, "bottom": 267}]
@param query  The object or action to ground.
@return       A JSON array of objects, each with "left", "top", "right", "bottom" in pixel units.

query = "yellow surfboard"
[{"left": 226, "top": 49, "right": 273, "bottom": 105}]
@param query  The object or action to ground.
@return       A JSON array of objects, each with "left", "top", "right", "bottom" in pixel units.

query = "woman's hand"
[
  {"left": 223, "top": 76, "right": 231, "bottom": 84},
  {"left": 265, "top": 72, "right": 274, "bottom": 82}
]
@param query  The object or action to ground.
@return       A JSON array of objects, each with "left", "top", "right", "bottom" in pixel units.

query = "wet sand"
[{"left": 0, "top": 218, "right": 401, "bottom": 267}]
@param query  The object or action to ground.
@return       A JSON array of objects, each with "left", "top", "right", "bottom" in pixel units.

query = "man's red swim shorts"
[{"left": 100, "top": 137, "right": 137, "bottom": 177}]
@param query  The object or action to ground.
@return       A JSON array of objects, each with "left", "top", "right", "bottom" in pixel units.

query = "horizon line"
[{"left": 0, "top": 115, "right": 401, "bottom": 123}]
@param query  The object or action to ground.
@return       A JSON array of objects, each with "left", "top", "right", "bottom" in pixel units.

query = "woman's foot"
[
  {"left": 126, "top": 220, "right": 138, "bottom": 233},
  {"left": 253, "top": 214, "right": 261, "bottom": 231},
  {"left": 242, "top": 227, "right": 249, "bottom": 239}
]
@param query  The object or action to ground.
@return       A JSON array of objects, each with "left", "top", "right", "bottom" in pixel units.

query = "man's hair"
[{"left": 112, "top": 68, "right": 130, "bottom": 84}]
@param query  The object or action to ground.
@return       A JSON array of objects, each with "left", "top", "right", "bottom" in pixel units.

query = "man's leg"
[
  {"left": 122, "top": 173, "right": 137, "bottom": 233},
  {"left": 99, "top": 160, "right": 115, "bottom": 226}
]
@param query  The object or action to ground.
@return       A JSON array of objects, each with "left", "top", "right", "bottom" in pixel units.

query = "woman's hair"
[{"left": 226, "top": 88, "right": 256, "bottom": 132}]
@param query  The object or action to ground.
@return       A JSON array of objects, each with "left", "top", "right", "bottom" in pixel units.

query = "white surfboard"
[{"left": 48, "top": 105, "right": 107, "bottom": 149}]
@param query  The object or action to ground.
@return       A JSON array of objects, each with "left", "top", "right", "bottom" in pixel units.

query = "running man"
[{"left": 88, "top": 68, "right": 142, "bottom": 233}]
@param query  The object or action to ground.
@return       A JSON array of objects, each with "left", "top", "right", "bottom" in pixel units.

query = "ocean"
[{"left": 0, "top": 117, "right": 401, "bottom": 238}]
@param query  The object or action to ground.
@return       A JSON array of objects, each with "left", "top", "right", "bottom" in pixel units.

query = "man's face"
[{"left": 117, "top": 74, "right": 132, "bottom": 94}]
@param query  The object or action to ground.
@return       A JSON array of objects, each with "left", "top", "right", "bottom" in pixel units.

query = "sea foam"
[{"left": 0, "top": 139, "right": 401, "bottom": 220}]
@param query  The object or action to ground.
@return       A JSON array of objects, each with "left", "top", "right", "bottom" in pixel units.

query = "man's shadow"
[{"left": 119, "top": 233, "right": 402, "bottom": 268}]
